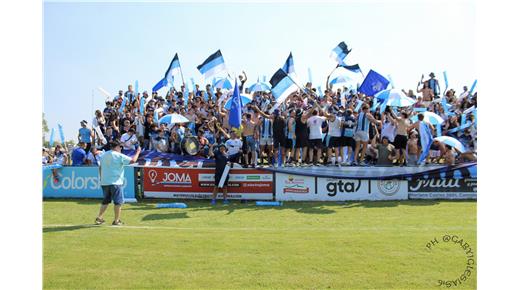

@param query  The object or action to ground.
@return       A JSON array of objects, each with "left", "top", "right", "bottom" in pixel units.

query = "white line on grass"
[{"left": 43, "top": 224, "right": 475, "bottom": 232}]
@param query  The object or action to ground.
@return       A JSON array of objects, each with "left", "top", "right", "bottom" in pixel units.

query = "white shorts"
[
  {"left": 354, "top": 131, "right": 369, "bottom": 143},
  {"left": 260, "top": 137, "right": 273, "bottom": 146}
]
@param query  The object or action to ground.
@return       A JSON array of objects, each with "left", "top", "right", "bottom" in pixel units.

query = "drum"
[{"left": 182, "top": 136, "right": 200, "bottom": 156}]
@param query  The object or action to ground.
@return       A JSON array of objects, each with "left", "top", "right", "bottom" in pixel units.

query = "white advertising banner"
[{"left": 275, "top": 173, "right": 408, "bottom": 201}]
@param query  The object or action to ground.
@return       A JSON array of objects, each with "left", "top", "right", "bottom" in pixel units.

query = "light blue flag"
[
  {"left": 211, "top": 78, "right": 217, "bottom": 93},
  {"left": 441, "top": 95, "right": 449, "bottom": 112},
  {"left": 307, "top": 67, "right": 313, "bottom": 84},
  {"left": 153, "top": 109, "right": 159, "bottom": 123},
  {"left": 355, "top": 99, "right": 364, "bottom": 112},
  {"left": 119, "top": 97, "right": 126, "bottom": 113},
  {"left": 469, "top": 79, "right": 477, "bottom": 95},
  {"left": 263, "top": 76, "right": 267, "bottom": 82},
  {"left": 184, "top": 85, "right": 189, "bottom": 106},
  {"left": 461, "top": 113, "right": 467, "bottom": 126},
  {"left": 140, "top": 95, "right": 146, "bottom": 114},
  {"left": 414, "top": 107, "right": 427, "bottom": 112},
  {"left": 49, "top": 128, "right": 55, "bottom": 147},
  {"left": 135, "top": 80, "right": 139, "bottom": 95},
  {"left": 436, "top": 123, "right": 442, "bottom": 137},
  {"left": 203, "top": 90, "right": 208, "bottom": 101},
  {"left": 58, "top": 124, "right": 65, "bottom": 144},
  {"left": 379, "top": 99, "right": 388, "bottom": 113},
  {"left": 418, "top": 122, "right": 434, "bottom": 164},
  {"left": 443, "top": 71, "right": 449, "bottom": 90},
  {"left": 190, "top": 78, "right": 196, "bottom": 95}
]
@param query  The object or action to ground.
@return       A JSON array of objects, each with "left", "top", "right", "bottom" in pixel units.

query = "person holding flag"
[{"left": 408, "top": 113, "right": 435, "bottom": 165}]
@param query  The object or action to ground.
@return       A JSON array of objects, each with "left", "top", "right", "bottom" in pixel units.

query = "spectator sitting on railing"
[
  {"left": 50, "top": 144, "right": 68, "bottom": 183},
  {"left": 370, "top": 135, "right": 397, "bottom": 166},
  {"left": 71, "top": 142, "right": 87, "bottom": 166}
]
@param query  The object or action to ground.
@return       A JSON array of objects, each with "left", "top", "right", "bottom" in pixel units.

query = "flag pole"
[
  {"left": 285, "top": 73, "right": 320, "bottom": 100},
  {"left": 178, "top": 54, "right": 186, "bottom": 86}
]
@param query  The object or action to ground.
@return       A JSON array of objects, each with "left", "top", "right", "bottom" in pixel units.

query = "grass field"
[{"left": 43, "top": 199, "right": 476, "bottom": 289}]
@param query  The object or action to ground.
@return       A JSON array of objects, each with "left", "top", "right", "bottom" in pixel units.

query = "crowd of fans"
[{"left": 42, "top": 71, "right": 477, "bottom": 168}]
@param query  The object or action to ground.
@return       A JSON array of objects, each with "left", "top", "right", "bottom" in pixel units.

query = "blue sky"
[{"left": 43, "top": 0, "right": 475, "bottom": 141}]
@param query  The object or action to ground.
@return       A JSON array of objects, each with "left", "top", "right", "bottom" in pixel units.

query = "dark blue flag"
[{"left": 358, "top": 70, "right": 389, "bottom": 96}]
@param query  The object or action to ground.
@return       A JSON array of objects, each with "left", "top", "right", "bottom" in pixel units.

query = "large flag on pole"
[
  {"left": 228, "top": 79, "right": 242, "bottom": 129},
  {"left": 269, "top": 69, "right": 299, "bottom": 112},
  {"left": 282, "top": 52, "right": 295, "bottom": 76},
  {"left": 49, "top": 128, "right": 55, "bottom": 147},
  {"left": 418, "top": 121, "right": 434, "bottom": 165},
  {"left": 165, "top": 53, "right": 181, "bottom": 87},
  {"left": 197, "top": 50, "right": 226, "bottom": 79},
  {"left": 58, "top": 124, "right": 65, "bottom": 145},
  {"left": 358, "top": 69, "right": 390, "bottom": 96},
  {"left": 330, "top": 41, "right": 352, "bottom": 65}
]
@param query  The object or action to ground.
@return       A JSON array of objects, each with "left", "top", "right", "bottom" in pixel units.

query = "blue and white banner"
[
  {"left": 338, "top": 63, "right": 362, "bottom": 73},
  {"left": 49, "top": 128, "right": 55, "bottom": 147},
  {"left": 269, "top": 69, "right": 299, "bottom": 112},
  {"left": 197, "top": 50, "right": 226, "bottom": 79},
  {"left": 165, "top": 53, "right": 182, "bottom": 86}
]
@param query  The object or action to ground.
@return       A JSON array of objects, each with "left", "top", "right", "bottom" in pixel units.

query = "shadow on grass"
[
  {"left": 43, "top": 224, "right": 97, "bottom": 233},
  {"left": 142, "top": 212, "right": 189, "bottom": 221},
  {"left": 182, "top": 201, "right": 337, "bottom": 215}
]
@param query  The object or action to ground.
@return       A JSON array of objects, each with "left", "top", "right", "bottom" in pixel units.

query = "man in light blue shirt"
[
  {"left": 95, "top": 140, "right": 141, "bottom": 226},
  {"left": 78, "top": 121, "right": 93, "bottom": 152}
]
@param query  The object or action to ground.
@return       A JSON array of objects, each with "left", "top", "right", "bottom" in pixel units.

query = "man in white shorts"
[{"left": 259, "top": 115, "right": 273, "bottom": 166}]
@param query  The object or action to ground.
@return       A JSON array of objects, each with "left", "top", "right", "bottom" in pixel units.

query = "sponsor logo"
[
  {"left": 47, "top": 171, "right": 127, "bottom": 190},
  {"left": 325, "top": 179, "right": 361, "bottom": 196},
  {"left": 409, "top": 178, "right": 460, "bottom": 192},
  {"left": 150, "top": 170, "right": 192, "bottom": 186},
  {"left": 377, "top": 180, "right": 401, "bottom": 196},
  {"left": 246, "top": 175, "right": 261, "bottom": 180},
  {"left": 283, "top": 175, "right": 310, "bottom": 194}
]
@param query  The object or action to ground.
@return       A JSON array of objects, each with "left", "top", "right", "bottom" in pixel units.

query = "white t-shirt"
[
  {"left": 120, "top": 133, "right": 138, "bottom": 150},
  {"left": 225, "top": 138, "right": 243, "bottom": 156},
  {"left": 307, "top": 116, "right": 326, "bottom": 140},
  {"left": 381, "top": 121, "right": 396, "bottom": 142},
  {"left": 328, "top": 116, "right": 343, "bottom": 137}
]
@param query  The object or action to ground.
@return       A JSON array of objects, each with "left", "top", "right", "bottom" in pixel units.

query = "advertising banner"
[
  {"left": 143, "top": 168, "right": 273, "bottom": 200},
  {"left": 42, "top": 166, "right": 136, "bottom": 202},
  {"left": 408, "top": 178, "right": 477, "bottom": 200},
  {"left": 275, "top": 173, "right": 407, "bottom": 201}
]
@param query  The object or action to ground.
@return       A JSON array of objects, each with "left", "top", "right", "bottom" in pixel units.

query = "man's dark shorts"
[
  {"left": 101, "top": 185, "right": 124, "bottom": 205},
  {"left": 308, "top": 138, "right": 323, "bottom": 150}
]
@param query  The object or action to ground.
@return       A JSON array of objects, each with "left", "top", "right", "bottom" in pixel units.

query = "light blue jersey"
[{"left": 99, "top": 150, "right": 132, "bottom": 186}]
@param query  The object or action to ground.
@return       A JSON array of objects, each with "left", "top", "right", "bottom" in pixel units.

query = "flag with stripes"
[
  {"left": 330, "top": 41, "right": 352, "bottom": 65},
  {"left": 152, "top": 77, "right": 167, "bottom": 92},
  {"left": 197, "top": 50, "right": 226, "bottom": 79},
  {"left": 338, "top": 63, "right": 362, "bottom": 73},
  {"left": 269, "top": 69, "right": 299, "bottom": 112},
  {"left": 165, "top": 53, "right": 181, "bottom": 87},
  {"left": 282, "top": 52, "right": 295, "bottom": 76}
]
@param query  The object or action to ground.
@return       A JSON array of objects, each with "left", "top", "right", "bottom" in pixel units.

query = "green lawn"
[{"left": 43, "top": 200, "right": 476, "bottom": 289}]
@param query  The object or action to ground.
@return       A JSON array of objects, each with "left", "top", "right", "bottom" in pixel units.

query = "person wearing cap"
[
  {"left": 78, "top": 121, "right": 93, "bottom": 153},
  {"left": 71, "top": 142, "right": 88, "bottom": 166},
  {"left": 95, "top": 141, "right": 141, "bottom": 226},
  {"left": 209, "top": 143, "right": 231, "bottom": 205}
]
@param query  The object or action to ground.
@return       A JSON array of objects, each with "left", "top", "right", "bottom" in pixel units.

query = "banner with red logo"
[{"left": 143, "top": 168, "right": 273, "bottom": 200}]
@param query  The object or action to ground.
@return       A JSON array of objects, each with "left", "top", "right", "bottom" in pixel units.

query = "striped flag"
[
  {"left": 338, "top": 63, "right": 362, "bottom": 73},
  {"left": 282, "top": 52, "right": 295, "bottom": 76},
  {"left": 330, "top": 41, "right": 352, "bottom": 65},
  {"left": 152, "top": 77, "right": 167, "bottom": 92},
  {"left": 197, "top": 50, "right": 226, "bottom": 79},
  {"left": 165, "top": 53, "right": 181, "bottom": 87},
  {"left": 269, "top": 69, "right": 299, "bottom": 113}
]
